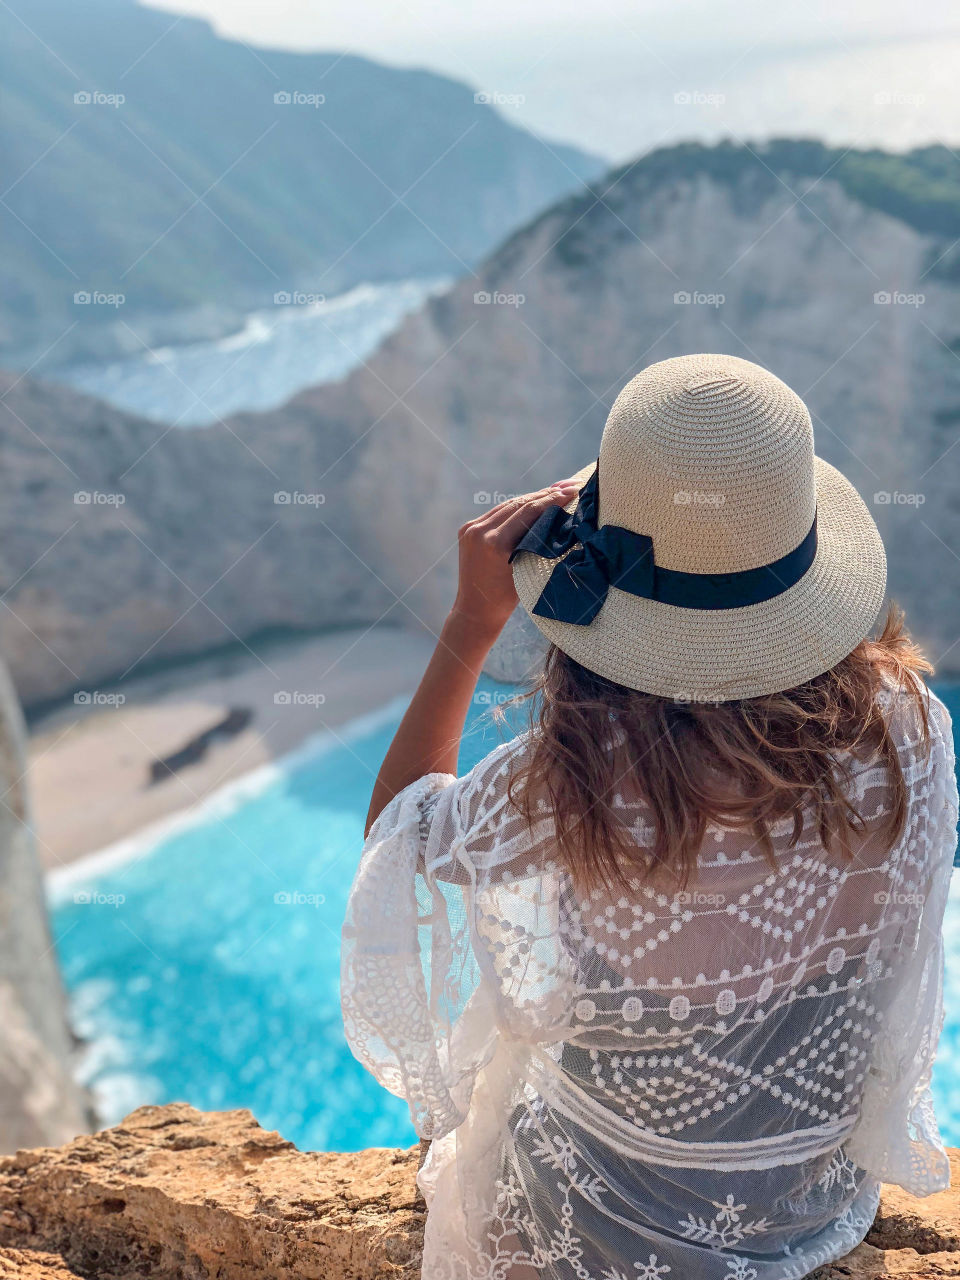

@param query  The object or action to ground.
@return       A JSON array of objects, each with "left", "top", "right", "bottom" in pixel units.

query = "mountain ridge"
[{"left": 0, "top": 0, "right": 603, "bottom": 367}]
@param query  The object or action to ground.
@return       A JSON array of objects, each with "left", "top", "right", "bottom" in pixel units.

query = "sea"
[
  {"left": 48, "top": 277, "right": 446, "bottom": 426},
  {"left": 47, "top": 680, "right": 960, "bottom": 1154}
]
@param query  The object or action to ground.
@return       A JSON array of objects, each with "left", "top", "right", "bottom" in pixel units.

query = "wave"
[{"left": 48, "top": 276, "right": 448, "bottom": 426}]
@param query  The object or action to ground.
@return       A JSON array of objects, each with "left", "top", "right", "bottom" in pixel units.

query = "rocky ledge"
[{"left": 0, "top": 1104, "right": 957, "bottom": 1279}]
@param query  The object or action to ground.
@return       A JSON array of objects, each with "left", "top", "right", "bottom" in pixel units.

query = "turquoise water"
[
  {"left": 50, "top": 680, "right": 960, "bottom": 1153},
  {"left": 50, "top": 682, "right": 527, "bottom": 1151}
]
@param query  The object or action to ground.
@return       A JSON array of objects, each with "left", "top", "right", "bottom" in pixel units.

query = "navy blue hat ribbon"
[
  {"left": 509, "top": 466, "right": 652, "bottom": 624},
  {"left": 509, "top": 463, "right": 819, "bottom": 626}
]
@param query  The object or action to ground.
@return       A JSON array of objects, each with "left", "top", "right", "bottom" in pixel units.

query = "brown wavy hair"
[{"left": 507, "top": 606, "right": 933, "bottom": 894}]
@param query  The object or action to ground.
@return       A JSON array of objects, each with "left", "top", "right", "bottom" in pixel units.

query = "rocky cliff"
[
  {"left": 3, "top": 141, "right": 960, "bottom": 704},
  {"left": 335, "top": 141, "right": 960, "bottom": 673},
  {"left": 0, "top": 371, "right": 391, "bottom": 706},
  {"left": 0, "top": 649, "right": 90, "bottom": 1150},
  {"left": 0, "top": 1104, "right": 957, "bottom": 1279}
]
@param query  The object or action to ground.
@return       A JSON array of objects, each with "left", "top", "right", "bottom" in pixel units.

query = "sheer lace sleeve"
[
  {"left": 341, "top": 742, "right": 531, "bottom": 1140},
  {"left": 845, "top": 691, "right": 958, "bottom": 1195}
]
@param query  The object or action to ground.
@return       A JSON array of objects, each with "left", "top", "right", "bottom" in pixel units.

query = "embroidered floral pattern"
[
  {"left": 679, "top": 1195, "right": 770, "bottom": 1249},
  {"left": 633, "top": 1256, "right": 672, "bottom": 1280},
  {"left": 723, "top": 1259, "right": 758, "bottom": 1280},
  {"left": 818, "top": 1152, "right": 860, "bottom": 1195}
]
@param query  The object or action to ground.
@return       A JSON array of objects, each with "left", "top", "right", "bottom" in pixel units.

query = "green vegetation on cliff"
[{"left": 538, "top": 140, "right": 960, "bottom": 269}]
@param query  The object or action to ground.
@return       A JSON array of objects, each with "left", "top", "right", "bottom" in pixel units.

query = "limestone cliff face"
[
  {"left": 1, "top": 144, "right": 958, "bottom": 703},
  {"left": 0, "top": 653, "right": 90, "bottom": 1149},
  {"left": 336, "top": 161, "right": 960, "bottom": 669},
  {"left": 0, "top": 374, "right": 392, "bottom": 706},
  {"left": 0, "top": 1104, "right": 958, "bottom": 1278}
]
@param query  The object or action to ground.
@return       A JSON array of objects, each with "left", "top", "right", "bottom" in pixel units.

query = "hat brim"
[{"left": 512, "top": 456, "right": 887, "bottom": 701}]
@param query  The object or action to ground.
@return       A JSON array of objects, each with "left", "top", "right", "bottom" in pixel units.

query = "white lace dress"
[{"left": 341, "top": 688, "right": 958, "bottom": 1280}]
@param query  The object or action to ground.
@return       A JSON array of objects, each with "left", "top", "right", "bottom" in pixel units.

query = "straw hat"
[{"left": 510, "top": 354, "right": 886, "bottom": 702}]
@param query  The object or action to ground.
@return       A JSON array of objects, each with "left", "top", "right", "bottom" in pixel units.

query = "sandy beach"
[{"left": 28, "top": 626, "right": 435, "bottom": 871}]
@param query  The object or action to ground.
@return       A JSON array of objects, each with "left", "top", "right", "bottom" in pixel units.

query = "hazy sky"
[{"left": 143, "top": 0, "right": 960, "bottom": 158}]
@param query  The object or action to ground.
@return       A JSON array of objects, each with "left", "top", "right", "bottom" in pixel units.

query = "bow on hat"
[{"left": 509, "top": 465, "right": 655, "bottom": 625}]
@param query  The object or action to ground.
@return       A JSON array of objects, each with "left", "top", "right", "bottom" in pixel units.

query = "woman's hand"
[
  {"left": 450, "top": 479, "right": 581, "bottom": 638},
  {"left": 364, "top": 477, "right": 581, "bottom": 834}
]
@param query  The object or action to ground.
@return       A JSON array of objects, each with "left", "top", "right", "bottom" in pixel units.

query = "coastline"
[
  {"left": 44, "top": 693, "right": 412, "bottom": 906},
  {"left": 30, "top": 625, "right": 435, "bottom": 875},
  {"left": 34, "top": 623, "right": 959, "bottom": 885}
]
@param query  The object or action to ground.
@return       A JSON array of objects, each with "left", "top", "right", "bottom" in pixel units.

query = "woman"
[{"left": 342, "top": 354, "right": 957, "bottom": 1279}]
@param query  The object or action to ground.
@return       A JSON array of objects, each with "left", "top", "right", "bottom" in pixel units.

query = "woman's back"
[{"left": 344, "top": 685, "right": 955, "bottom": 1278}]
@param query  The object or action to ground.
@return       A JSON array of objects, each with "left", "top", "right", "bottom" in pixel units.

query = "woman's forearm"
[
  {"left": 363, "top": 610, "right": 500, "bottom": 835},
  {"left": 363, "top": 477, "right": 579, "bottom": 837}
]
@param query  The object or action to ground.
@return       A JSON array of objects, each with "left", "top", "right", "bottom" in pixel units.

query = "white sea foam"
[
  {"left": 50, "top": 276, "right": 447, "bottom": 426},
  {"left": 213, "top": 313, "right": 274, "bottom": 352}
]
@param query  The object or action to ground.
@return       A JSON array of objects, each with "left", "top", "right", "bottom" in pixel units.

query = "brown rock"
[
  {"left": 0, "top": 1104, "right": 424, "bottom": 1278},
  {"left": 867, "top": 1151, "right": 960, "bottom": 1255},
  {"left": 0, "top": 1247, "right": 83, "bottom": 1278},
  {"left": 0, "top": 1102, "right": 958, "bottom": 1279},
  {"left": 812, "top": 1242, "right": 960, "bottom": 1277}
]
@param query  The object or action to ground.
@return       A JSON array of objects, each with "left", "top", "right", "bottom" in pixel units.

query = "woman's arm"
[{"left": 364, "top": 478, "right": 579, "bottom": 835}]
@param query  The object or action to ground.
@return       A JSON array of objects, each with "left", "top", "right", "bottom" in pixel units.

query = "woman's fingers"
[
  {"left": 485, "top": 481, "right": 580, "bottom": 550},
  {"left": 476, "top": 479, "right": 579, "bottom": 532},
  {"left": 451, "top": 479, "right": 582, "bottom": 630}
]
